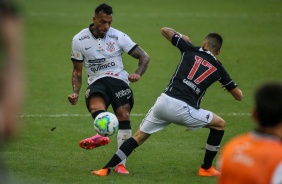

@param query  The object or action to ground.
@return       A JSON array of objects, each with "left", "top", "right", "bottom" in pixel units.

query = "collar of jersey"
[
  {"left": 251, "top": 130, "right": 282, "bottom": 142},
  {"left": 88, "top": 23, "right": 107, "bottom": 39}
]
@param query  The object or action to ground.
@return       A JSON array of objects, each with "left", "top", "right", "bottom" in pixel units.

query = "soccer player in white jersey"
[{"left": 67, "top": 3, "right": 150, "bottom": 174}]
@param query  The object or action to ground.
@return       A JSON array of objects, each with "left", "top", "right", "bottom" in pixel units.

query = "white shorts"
[{"left": 140, "top": 93, "right": 213, "bottom": 134}]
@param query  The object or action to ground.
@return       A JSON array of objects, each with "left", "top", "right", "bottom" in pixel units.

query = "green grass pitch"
[{"left": 3, "top": 0, "right": 282, "bottom": 183}]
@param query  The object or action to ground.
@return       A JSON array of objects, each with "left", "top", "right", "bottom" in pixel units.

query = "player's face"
[{"left": 93, "top": 11, "right": 112, "bottom": 38}]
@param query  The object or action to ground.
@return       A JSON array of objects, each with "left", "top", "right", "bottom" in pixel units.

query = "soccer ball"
[{"left": 93, "top": 112, "right": 119, "bottom": 136}]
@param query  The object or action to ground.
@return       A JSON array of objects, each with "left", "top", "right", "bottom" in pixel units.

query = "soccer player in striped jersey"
[{"left": 92, "top": 27, "right": 243, "bottom": 177}]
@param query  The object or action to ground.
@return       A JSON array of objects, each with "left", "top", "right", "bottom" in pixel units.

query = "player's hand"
[
  {"left": 128, "top": 73, "right": 140, "bottom": 83},
  {"left": 68, "top": 93, "right": 79, "bottom": 105}
]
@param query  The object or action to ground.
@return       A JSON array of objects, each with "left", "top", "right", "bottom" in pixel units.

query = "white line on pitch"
[{"left": 19, "top": 113, "right": 251, "bottom": 118}]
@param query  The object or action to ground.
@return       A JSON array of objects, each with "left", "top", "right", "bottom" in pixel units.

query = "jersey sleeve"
[
  {"left": 118, "top": 32, "right": 137, "bottom": 54},
  {"left": 171, "top": 34, "right": 194, "bottom": 52},
  {"left": 71, "top": 36, "right": 84, "bottom": 62},
  {"left": 217, "top": 61, "right": 238, "bottom": 91}
]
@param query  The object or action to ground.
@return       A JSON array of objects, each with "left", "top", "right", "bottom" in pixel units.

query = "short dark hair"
[
  {"left": 254, "top": 82, "right": 282, "bottom": 127},
  {"left": 95, "top": 3, "right": 113, "bottom": 15},
  {"left": 205, "top": 33, "right": 223, "bottom": 53}
]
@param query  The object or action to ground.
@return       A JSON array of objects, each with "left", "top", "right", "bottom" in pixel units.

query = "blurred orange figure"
[{"left": 218, "top": 82, "right": 282, "bottom": 184}]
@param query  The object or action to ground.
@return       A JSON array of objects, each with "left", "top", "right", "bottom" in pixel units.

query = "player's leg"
[
  {"left": 79, "top": 94, "right": 111, "bottom": 149},
  {"left": 104, "top": 77, "right": 134, "bottom": 174},
  {"left": 114, "top": 103, "right": 132, "bottom": 174},
  {"left": 92, "top": 129, "right": 150, "bottom": 176},
  {"left": 92, "top": 94, "right": 169, "bottom": 176},
  {"left": 175, "top": 102, "right": 223, "bottom": 177},
  {"left": 198, "top": 113, "right": 225, "bottom": 176},
  {"left": 79, "top": 80, "right": 111, "bottom": 149}
]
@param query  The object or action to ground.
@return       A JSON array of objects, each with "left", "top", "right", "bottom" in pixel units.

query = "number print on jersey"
[{"left": 187, "top": 55, "right": 217, "bottom": 84}]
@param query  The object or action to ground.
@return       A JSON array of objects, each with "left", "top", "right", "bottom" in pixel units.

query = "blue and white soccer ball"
[{"left": 93, "top": 112, "right": 119, "bottom": 136}]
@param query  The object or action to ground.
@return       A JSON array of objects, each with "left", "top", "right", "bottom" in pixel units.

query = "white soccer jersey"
[{"left": 71, "top": 24, "right": 137, "bottom": 85}]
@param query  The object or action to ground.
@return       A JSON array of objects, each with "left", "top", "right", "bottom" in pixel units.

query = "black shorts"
[{"left": 85, "top": 77, "right": 134, "bottom": 112}]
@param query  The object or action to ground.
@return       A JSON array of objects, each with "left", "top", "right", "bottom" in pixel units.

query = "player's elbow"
[
  {"left": 234, "top": 90, "right": 243, "bottom": 101},
  {"left": 235, "top": 95, "right": 243, "bottom": 101},
  {"left": 160, "top": 27, "right": 168, "bottom": 34},
  {"left": 144, "top": 52, "right": 150, "bottom": 63},
  {"left": 230, "top": 88, "right": 243, "bottom": 101},
  {"left": 140, "top": 51, "right": 150, "bottom": 66},
  {"left": 160, "top": 27, "right": 171, "bottom": 37}
]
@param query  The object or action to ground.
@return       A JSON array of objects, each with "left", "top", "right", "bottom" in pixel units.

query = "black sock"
[
  {"left": 201, "top": 129, "right": 224, "bottom": 169},
  {"left": 118, "top": 120, "right": 131, "bottom": 129},
  {"left": 91, "top": 110, "right": 105, "bottom": 120},
  {"left": 103, "top": 137, "right": 139, "bottom": 169}
]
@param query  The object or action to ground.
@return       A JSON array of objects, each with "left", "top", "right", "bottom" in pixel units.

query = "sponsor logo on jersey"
[
  {"left": 79, "top": 35, "right": 90, "bottom": 41},
  {"left": 115, "top": 89, "right": 131, "bottom": 98},
  {"left": 106, "top": 41, "right": 115, "bottom": 52},
  {"left": 183, "top": 79, "right": 201, "bottom": 94},
  {"left": 96, "top": 46, "right": 104, "bottom": 51},
  {"left": 108, "top": 35, "right": 118, "bottom": 40},
  {"left": 90, "top": 62, "right": 115, "bottom": 73},
  {"left": 104, "top": 72, "right": 119, "bottom": 77},
  {"left": 88, "top": 58, "right": 105, "bottom": 63}
]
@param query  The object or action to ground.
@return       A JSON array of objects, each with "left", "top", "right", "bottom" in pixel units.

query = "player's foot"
[
  {"left": 115, "top": 164, "right": 129, "bottom": 174},
  {"left": 198, "top": 166, "right": 220, "bottom": 177},
  {"left": 79, "top": 134, "right": 110, "bottom": 150},
  {"left": 91, "top": 168, "right": 110, "bottom": 176}
]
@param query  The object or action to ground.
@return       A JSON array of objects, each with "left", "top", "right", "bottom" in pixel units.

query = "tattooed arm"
[
  {"left": 68, "top": 61, "right": 83, "bottom": 105},
  {"left": 128, "top": 46, "right": 150, "bottom": 82}
]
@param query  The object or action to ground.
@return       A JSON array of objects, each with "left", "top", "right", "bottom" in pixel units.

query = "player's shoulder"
[
  {"left": 221, "top": 133, "right": 250, "bottom": 152},
  {"left": 107, "top": 27, "right": 130, "bottom": 39},
  {"left": 198, "top": 47, "right": 219, "bottom": 62},
  {"left": 108, "top": 27, "right": 124, "bottom": 35},
  {"left": 73, "top": 27, "right": 91, "bottom": 41},
  {"left": 224, "top": 132, "right": 282, "bottom": 150},
  {"left": 226, "top": 133, "right": 250, "bottom": 145}
]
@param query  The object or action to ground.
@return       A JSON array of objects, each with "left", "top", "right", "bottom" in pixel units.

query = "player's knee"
[
  {"left": 88, "top": 94, "right": 106, "bottom": 113},
  {"left": 210, "top": 117, "right": 225, "bottom": 130},
  {"left": 115, "top": 109, "right": 130, "bottom": 120},
  {"left": 219, "top": 119, "right": 226, "bottom": 130},
  {"left": 91, "top": 110, "right": 105, "bottom": 119},
  {"left": 88, "top": 102, "right": 106, "bottom": 113}
]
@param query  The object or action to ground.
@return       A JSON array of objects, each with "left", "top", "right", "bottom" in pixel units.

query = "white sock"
[{"left": 117, "top": 129, "right": 132, "bottom": 166}]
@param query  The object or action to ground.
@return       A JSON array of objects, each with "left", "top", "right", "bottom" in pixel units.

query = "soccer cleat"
[
  {"left": 79, "top": 134, "right": 110, "bottom": 150},
  {"left": 198, "top": 166, "right": 220, "bottom": 177},
  {"left": 115, "top": 164, "right": 129, "bottom": 174},
  {"left": 91, "top": 168, "right": 110, "bottom": 176}
]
